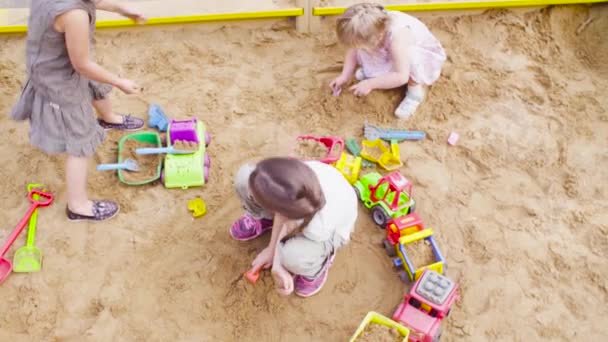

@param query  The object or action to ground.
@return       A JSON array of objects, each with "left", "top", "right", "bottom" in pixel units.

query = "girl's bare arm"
[
  {"left": 59, "top": 9, "right": 121, "bottom": 86},
  {"left": 366, "top": 30, "right": 411, "bottom": 89}
]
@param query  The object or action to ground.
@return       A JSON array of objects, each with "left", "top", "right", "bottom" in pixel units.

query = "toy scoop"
[
  {"left": 0, "top": 189, "right": 54, "bottom": 284},
  {"left": 136, "top": 140, "right": 198, "bottom": 155},
  {"left": 97, "top": 159, "right": 140, "bottom": 172},
  {"left": 13, "top": 183, "right": 45, "bottom": 273},
  {"left": 244, "top": 265, "right": 263, "bottom": 284}
]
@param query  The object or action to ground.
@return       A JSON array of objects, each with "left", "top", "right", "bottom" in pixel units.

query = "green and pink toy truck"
[{"left": 353, "top": 171, "right": 416, "bottom": 227}]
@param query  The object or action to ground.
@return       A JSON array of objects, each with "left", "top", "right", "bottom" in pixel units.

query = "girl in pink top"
[{"left": 330, "top": 3, "right": 446, "bottom": 119}]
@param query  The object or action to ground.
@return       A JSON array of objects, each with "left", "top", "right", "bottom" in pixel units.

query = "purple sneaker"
[
  {"left": 230, "top": 213, "right": 273, "bottom": 241},
  {"left": 98, "top": 114, "right": 144, "bottom": 131},
  {"left": 294, "top": 253, "right": 336, "bottom": 297}
]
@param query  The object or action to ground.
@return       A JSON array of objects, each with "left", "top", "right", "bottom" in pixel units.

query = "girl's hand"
[
  {"left": 329, "top": 75, "right": 348, "bottom": 95},
  {"left": 252, "top": 246, "right": 274, "bottom": 271},
  {"left": 119, "top": 5, "right": 147, "bottom": 24},
  {"left": 350, "top": 80, "right": 374, "bottom": 97},
  {"left": 272, "top": 264, "right": 294, "bottom": 296},
  {"left": 115, "top": 78, "right": 141, "bottom": 94}
]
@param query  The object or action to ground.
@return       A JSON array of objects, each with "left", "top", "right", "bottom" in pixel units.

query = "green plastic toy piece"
[
  {"left": 117, "top": 132, "right": 162, "bottom": 186},
  {"left": 164, "top": 120, "right": 209, "bottom": 189},
  {"left": 346, "top": 138, "right": 374, "bottom": 168}
]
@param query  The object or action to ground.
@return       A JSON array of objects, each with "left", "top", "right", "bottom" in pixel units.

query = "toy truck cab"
[
  {"left": 354, "top": 171, "right": 416, "bottom": 227},
  {"left": 386, "top": 213, "right": 424, "bottom": 246},
  {"left": 392, "top": 270, "right": 459, "bottom": 342}
]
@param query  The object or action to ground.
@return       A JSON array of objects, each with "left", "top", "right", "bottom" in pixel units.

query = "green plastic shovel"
[{"left": 13, "top": 183, "right": 44, "bottom": 273}]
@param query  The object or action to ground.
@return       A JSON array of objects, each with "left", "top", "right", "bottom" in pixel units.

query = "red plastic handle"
[
  {"left": 0, "top": 190, "right": 53, "bottom": 257},
  {"left": 28, "top": 189, "right": 54, "bottom": 206}
]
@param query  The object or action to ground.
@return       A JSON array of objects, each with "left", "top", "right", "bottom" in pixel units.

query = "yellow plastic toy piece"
[
  {"left": 414, "top": 261, "right": 444, "bottom": 280},
  {"left": 188, "top": 198, "right": 207, "bottom": 218},
  {"left": 378, "top": 141, "right": 403, "bottom": 171},
  {"left": 360, "top": 139, "right": 389, "bottom": 163},
  {"left": 333, "top": 152, "right": 362, "bottom": 185},
  {"left": 396, "top": 227, "right": 445, "bottom": 282},
  {"left": 350, "top": 311, "right": 409, "bottom": 342},
  {"left": 361, "top": 139, "right": 403, "bottom": 171},
  {"left": 398, "top": 228, "right": 434, "bottom": 245}
]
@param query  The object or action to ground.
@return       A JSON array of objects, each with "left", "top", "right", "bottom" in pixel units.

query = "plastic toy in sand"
[
  {"left": 353, "top": 171, "right": 416, "bottom": 227},
  {"left": 149, "top": 104, "right": 170, "bottom": 132},
  {"left": 345, "top": 138, "right": 374, "bottom": 168},
  {"left": 350, "top": 311, "right": 410, "bottom": 342},
  {"left": 12, "top": 183, "right": 46, "bottom": 273},
  {"left": 162, "top": 118, "right": 211, "bottom": 189},
  {"left": 388, "top": 226, "right": 446, "bottom": 284},
  {"left": 333, "top": 152, "right": 362, "bottom": 185},
  {"left": 392, "top": 269, "right": 458, "bottom": 342},
  {"left": 295, "top": 135, "right": 344, "bottom": 164},
  {"left": 364, "top": 122, "right": 426, "bottom": 142},
  {"left": 0, "top": 189, "right": 53, "bottom": 284},
  {"left": 188, "top": 198, "right": 206, "bottom": 218},
  {"left": 360, "top": 139, "right": 403, "bottom": 171}
]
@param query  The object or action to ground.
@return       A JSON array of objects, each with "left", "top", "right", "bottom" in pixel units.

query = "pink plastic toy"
[
  {"left": 296, "top": 135, "right": 345, "bottom": 164},
  {"left": 392, "top": 269, "right": 459, "bottom": 341},
  {"left": 447, "top": 132, "right": 459, "bottom": 146}
]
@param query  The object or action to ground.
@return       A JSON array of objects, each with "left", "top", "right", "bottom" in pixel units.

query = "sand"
[
  {"left": 0, "top": 4, "right": 607, "bottom": 342},
  {"left": 119, "top": 140, "right": 161, "bottom": 184},
  {"left": 404, "top": 239, "right": 438, "bottom": 268},
  {"left": 357, "top": 323, "right": 403, "bottom": 342},
  {"left": 296, "top": 139, "right": 330, "bottom": 159}
]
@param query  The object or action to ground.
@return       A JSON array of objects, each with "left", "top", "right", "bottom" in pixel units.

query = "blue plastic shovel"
[{"left": 97, "top": 159, "right": 140, "bottom": 172}]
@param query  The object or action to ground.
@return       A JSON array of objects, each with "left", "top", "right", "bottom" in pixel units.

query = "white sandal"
[{"left": 395, "top": 87, "right": 425, "bottom": 119}]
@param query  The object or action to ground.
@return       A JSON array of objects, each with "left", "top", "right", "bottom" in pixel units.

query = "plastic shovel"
[
  {"left": 135, "top": 144, "right": 196, "bottom": 155},
  {"left": 0, "top": 189, "right": 54, "bottom": 284},
  {"left": 97, "top": 159, "right": 140, "bottom": 172},
  {"left": 12, "top": 183, "right": 44, "bottom": 273}
]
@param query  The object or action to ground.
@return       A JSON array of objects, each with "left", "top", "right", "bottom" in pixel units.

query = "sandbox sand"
[{"left": 0, "top": 4, "right": 607, "bottom": 341}]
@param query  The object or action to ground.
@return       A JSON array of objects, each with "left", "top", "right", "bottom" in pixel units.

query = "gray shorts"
[{"left": 12, "top": 80, "right": 112, "bottom": 158}]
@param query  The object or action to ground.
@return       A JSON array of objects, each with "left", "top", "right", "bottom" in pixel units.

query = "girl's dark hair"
[{"left": 249, "top": 158, "right": 326, "bottom": 220}]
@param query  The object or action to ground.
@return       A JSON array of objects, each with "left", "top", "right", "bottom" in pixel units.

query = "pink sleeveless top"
[{"left": 356, "top": 11, "right": 447, "bottom": 85}]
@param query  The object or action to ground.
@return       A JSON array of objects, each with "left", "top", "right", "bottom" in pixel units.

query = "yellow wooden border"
[
  {"left": 0, "top": 8, "right": 304, "bottom": 34},
  {"left": 313, "top": 0, "right": 607, "bottom": 15}
]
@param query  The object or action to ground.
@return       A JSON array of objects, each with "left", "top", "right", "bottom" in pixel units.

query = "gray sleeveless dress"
[{"left": 10, "top": 0, "right": 111, "bottom": 157}]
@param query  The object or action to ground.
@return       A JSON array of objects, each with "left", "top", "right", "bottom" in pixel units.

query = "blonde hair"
[{"left": 336, "top": 3, "right": 391, "bottom": 48}]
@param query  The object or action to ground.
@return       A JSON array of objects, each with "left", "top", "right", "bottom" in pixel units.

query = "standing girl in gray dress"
[{"left": 11, "top": 0, "right": 146, "bottom": 222}]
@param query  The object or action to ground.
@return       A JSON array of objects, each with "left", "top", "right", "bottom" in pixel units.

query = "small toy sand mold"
[{"left": 357, "top": 323, "right": 403, "bottom": 342}]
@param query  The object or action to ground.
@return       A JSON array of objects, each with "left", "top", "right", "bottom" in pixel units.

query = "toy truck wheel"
[
  {"left": 383, "top": 239, "right": 396, "bottom": 257},
  {"left": 204, "top": 166, "right": 210, "bottom": 183},
  {"left": 371, "top": 206, "right": 390, "bottom": 228},
  {"left": 160, "top": 169, "right": 165, "bottom": 184},
  {"left": 205, "top": 132, "right": 211, "bottom": 147},
  {"left": 204, "top": 154, "right": 211, "bottom": 168},
  {"left": 398, "top": 270, "right": 409, "bottom": 283}
]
